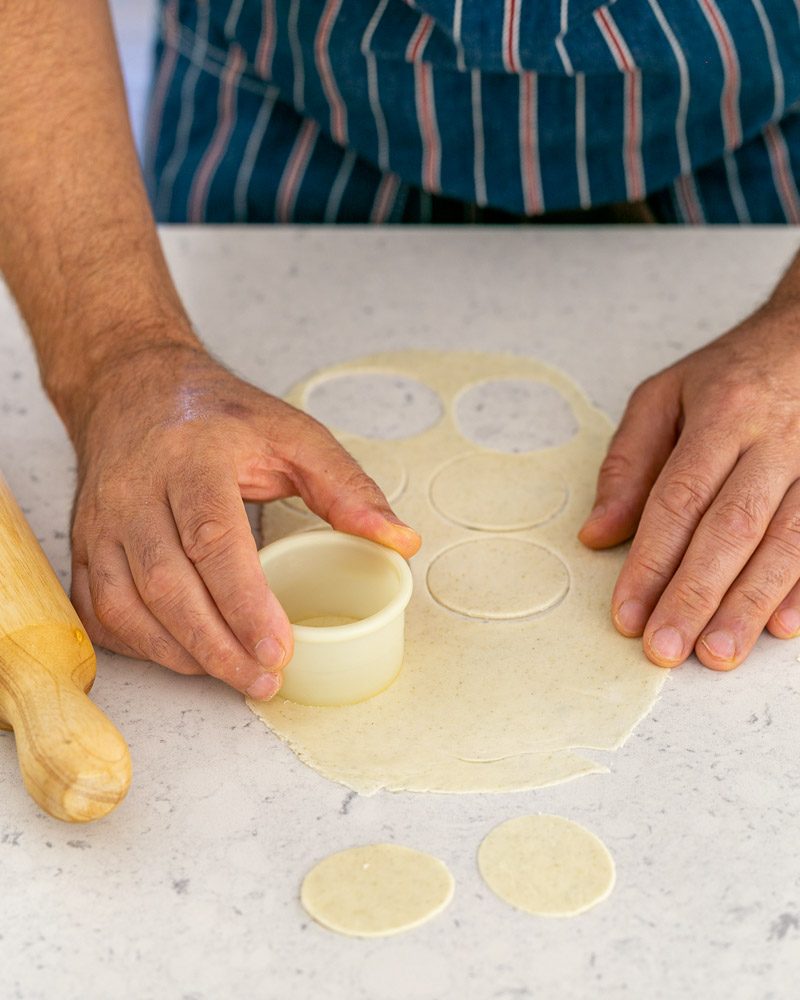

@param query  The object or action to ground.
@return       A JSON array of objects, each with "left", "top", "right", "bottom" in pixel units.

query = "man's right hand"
[{"left": 68, "top": 344, "right": 421, "bottom": 701}]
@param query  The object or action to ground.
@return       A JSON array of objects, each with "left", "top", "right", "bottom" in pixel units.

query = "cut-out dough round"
[
  {"left": 281, "top": 437, "right": 407, "bottom": 515},
  {"left": 456, "top": 378, "right": 579, "bottom": 452},
  {"left": 306, "top": 373, "right": 443, "bottom": 440},
  {"left": 301, "top": 844, "right": 454, "bottom": 937},
  {"left": 478, "top": 815, "right": 615, "bottom": 917},
  {"left": 430, "top": 452, "right": 567, "bottom": 531},
  {"left": 427, "top": 538, "right": 569, "bottom": 619}
]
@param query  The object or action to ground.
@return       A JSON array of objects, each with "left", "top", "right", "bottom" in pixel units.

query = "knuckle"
[
  {"left": 181, "top": 515, "right": 239, "bottom": 565},
  {"left": 710, "top": 495, "right": 768, "bottom": 545},
  {"left": 653, "top": 472, "right": 713, "bottom": 524},
  {"left": 737, "top": 581, "right": 780, "bottom": 617},
  {"left": 598, "top": 448, "right": 636, "bottom": 485},
  {"left": 139, "top": 560, "right": 183, "bottom": 612},
  {"left": 670, "top": 574, "right": 720, "bottom": 618},
  {"left": 766, "top": 510, "right": 800, "bottom": 559}
]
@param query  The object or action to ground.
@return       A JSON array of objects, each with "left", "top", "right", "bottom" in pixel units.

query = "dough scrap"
[
  {"left": 300, "top": 844, "right": 454, "bottom": 937},
  {"left": 251, "top": 350, "right": 668, "bottom": 794},
  {"left": 478, "top": 814, "right": 615, "bottom": 917}
]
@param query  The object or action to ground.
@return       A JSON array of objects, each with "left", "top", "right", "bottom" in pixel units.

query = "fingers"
[
  {"left": 579, "top": 375, "right": 680, "bottom": 550},
  {"left": 123, "top": 496, "right": 284, "bottom": 700},
  {"left": 618, "top": 442, "right": 794, "bottom": 667},
  {"left": 71, "top": 547, "right": 205, "bottom": 676},
  {"left": 697, "top": 481, "right": 800, "bottom": 668},
  {"left": 168, "top": 463, "right": 293, "bottom": 666},
  {"left": 292, "top": 432, "right": 422, "bottom": 559},
  {"left": 610, "top": 421, "right": 741, "bottom": 647}
]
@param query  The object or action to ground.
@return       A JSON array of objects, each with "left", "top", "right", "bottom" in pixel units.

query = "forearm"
[{"left": 0, "top": 1, "right": 199, "bottom": 435}]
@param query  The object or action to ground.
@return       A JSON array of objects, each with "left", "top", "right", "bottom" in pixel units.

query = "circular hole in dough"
[
  {"left": 281, "top": 436, "right": 407, "bottom": 515},
  {"left": 456, "top": 379, "right": 579, "bottom": 453},
  {"left": 427, "top": 538, "right": 569, "bottom": 620},
  {"left": 478, "top": 815, "right": 615, "bottom": 917},
  {"left": 306, "top": 373, "right": 443, "bottom": 440},
  {"left": 300, "top": 844, "right": 455, "bottom": 938},
  {"left": 430, "top": 452, "right": 567, "bottom": 531}
]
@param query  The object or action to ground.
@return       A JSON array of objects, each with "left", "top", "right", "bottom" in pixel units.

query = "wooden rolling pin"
[{"left": 0, "top": 471, "right": 131, "bottom": 821}]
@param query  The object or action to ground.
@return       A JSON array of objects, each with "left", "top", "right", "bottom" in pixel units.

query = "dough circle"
[
  {"left": 478, "top": 815, "right": 615, "bottom": 917},
  {"left": 430, "top": 452, "right": 567, "bottom": 531},
  {"left": 300, "top": 844, "right": 455, "bottom": 937},
  {"left": 281, "top": 436, "right": 407, "bottom": 514},
  {"left": 427, "top": 538, "right": 570, "bottom": 619}
]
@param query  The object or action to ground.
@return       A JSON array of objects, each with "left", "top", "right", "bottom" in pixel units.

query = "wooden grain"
[{"left": 0, "top": 471, "right": 131, "bottom": 822}]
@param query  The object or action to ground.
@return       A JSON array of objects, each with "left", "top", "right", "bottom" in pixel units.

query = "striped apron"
[{"left": 144, "top": 0, "right": 800, "bottom": 223}]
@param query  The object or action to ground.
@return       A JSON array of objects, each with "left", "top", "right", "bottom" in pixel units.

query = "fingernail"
[
  {"left": 775, "top": 607, "right": 800, "bottom": 636},
  {"left": 615, "top": 599, "right": 647, "bottom": 635},
  {"left": 700, "top": 629, "right": 736, "bottom": 660},
  {"left": 246, "top": 672, "right": 282, "bottom": 701},
  {"left": 384, "top": 511, "right": 415, "bottom": 531},
  {"left": 648, "top": 626, "right": 684, "bottom": 663},
  {"left": 254, "top": 636, "right": 286, "bottom": 670}
]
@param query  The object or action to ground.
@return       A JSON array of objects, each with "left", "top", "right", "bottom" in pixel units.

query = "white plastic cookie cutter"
[{"left": 258, "top": 530, "right": 414, "bottom": 707}]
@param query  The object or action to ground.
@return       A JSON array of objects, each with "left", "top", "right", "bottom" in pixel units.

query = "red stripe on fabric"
[
  {"left": 675, "top": 174, "right": 703, "bottom": 224},
  {"left": 370, "top": 174, "right": 400, "bottom": 223},
  {"left": 595, "top": 8, "right": 632, "bottom": 71},
  {"left": 504, "top": 0, "right": 519, "bottom": 73},
  {"left": 699, "top": 0, "right": 741, "bottom": 149},
  {"left": 415, "top": 61, "right": 440, "bottom": 192},
  {"left": 275, "top": 120, "right": 318, "bottom": 222},
  {"left": 256, "top": 0, "right": 277, "bottom": 79},
  {"left": 145, "top": 0, "right": 180, "bottom": 174},
  {"left": 520, "top": 72, "right": 542, "bottom": 215},
  {"left": 764, "top": 124, "right": 800, "bottom": 223},
  {"left": 315, "top": 0, "right": 347, "bottom": 145},
  {"left": 187, "top": 46, "right": 245, "bottom": 222},
  {"left": 406, "top": 15, "right": 434, "bottom": 62}
]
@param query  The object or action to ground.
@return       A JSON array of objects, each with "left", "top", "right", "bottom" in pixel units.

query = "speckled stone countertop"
[{"left": 2, "top": 228, "right": 799, "bottom": 1000}]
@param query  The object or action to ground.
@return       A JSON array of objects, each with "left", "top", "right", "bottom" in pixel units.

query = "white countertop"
[{"left": 1, "top": 227, "right": 799, "bottom": 1000}]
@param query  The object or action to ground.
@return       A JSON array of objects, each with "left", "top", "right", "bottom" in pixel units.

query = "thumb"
[
  {"left": 579, "top": 374, "right": 680, "bottom": 549},
  {"left": 295, "top": 436, "right": 422, "bottom": 559}
]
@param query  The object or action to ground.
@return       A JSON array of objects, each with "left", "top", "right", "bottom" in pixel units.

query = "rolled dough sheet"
[
  {"left": 250, "top": 350, "right": 668, "bottom": 794},
  {"left": 300, "top": 844, "right": 454, "bottom": 937},
  {"left": 478, "top": 814, "right": 615, "bottom": 917}
]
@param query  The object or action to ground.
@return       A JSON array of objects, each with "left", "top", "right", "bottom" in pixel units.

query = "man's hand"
[
  {"left": 579, "top": 296, "right": 800, "bottom": 670},
  {"left": 68, "top": 345, "right": 420, "bottom": 700}
]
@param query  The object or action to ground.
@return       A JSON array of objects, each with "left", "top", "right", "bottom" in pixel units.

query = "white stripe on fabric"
[
  {"left": 324, "top": 149, "right": 357, "bottom": 222},
  {"left": 519, "top": 72, "right": 543, "bottom": 215},
  {"left": 750, "top": 0, "right": 784, "bottom": 122},
  {"left": 370, "top": 173, "right": 401, "bottom": 223},
  {"left": 556, "top": 0, "right": 574, "bottom": 74},
  {"left": 232, "top": 86, "right": 279, "bottom": 221},
  {"left": 363, "top": 0, "right": 391, "bottom": 172},
  {"left": 406, "top": 15, "right": 435, "bottom": 62},
  {"left": 315, "top": 0, "right": 348, "bottom": 145},
  {"left": 188, "top": 45, "right": 246, "bottom": 221},
  {"left": 673, "top": 174, "right": 706, "bottom": 223},
  {"left": 764, "top": 122, "right": 800, "bottom": 223},
  {"left": 453, "top": 0, "right": 467, "bottom": 71},
  {"left": 697, "top": 0, "right": 742, "bottom": 151},
  {"left": 256, "top": 0, "right": 277, "bottom": 78},
  {"left": 288, "top": 0, "right": 305, "bottom": 112},
  {"left": 647, "top": 0, "right": 692, "bottom": 176},
  {"left": 275, "top": 119, "right": 319, "bottom": 222},
  {"left": 723, "top": 151, "right": 751, "bottom": 222},
  {"left": 144, "top": 0, "right": 180, "bottom": 184},
  {"left": 470, "top": 69, "right": 487, "bottom": 207},
  {"left": 575, "top": 72, "right": 590, "bottom": 209},
  {"left": 224, "top": 0, "right": 246, "bottom": 37},
  {"left": 155, "top": 3, "right": 211, "bottom": 219}
]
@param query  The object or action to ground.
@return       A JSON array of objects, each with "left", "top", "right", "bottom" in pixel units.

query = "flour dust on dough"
[
  {"left": 301, "top": 844, "right": 454, "bottom": 937},
  {"left": 478, "top": 814, "right": 615, "bottom": 917},
  {"left": 251, "top": 350, "right": 668, "bottom": 794}
]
